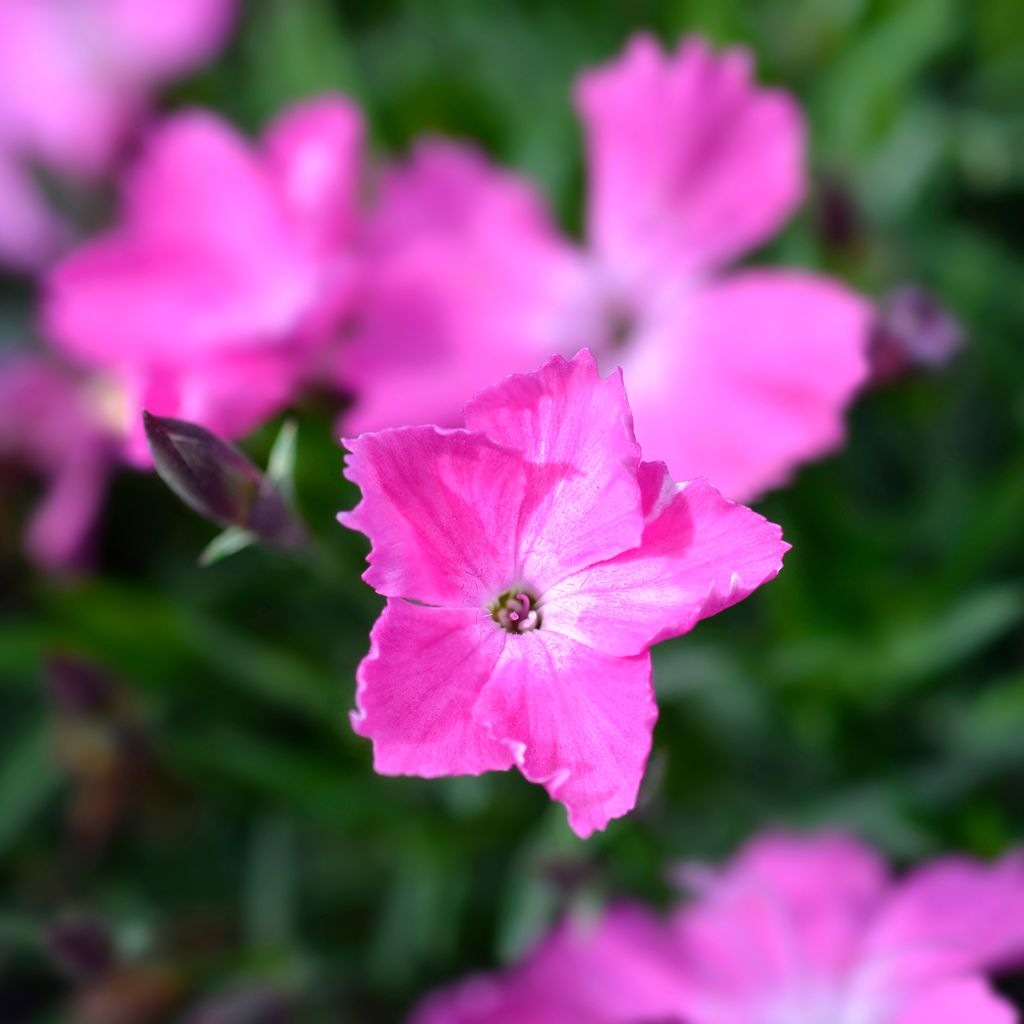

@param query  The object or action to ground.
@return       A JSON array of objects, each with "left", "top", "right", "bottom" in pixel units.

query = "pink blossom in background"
[
  {"left": 0, "top": 0, "right": 238, "bottom": 270},
  {"left": 0, "top": 353, "right": 117, "bottom": 571},
  {"left": 410, "top": 831, "right": 1024, "bottom": 1024},
  {"left": 411, "top": 906, "right": 686, "bottom": 1024},
  {"left": 43, "top": 97, "right": 364, "bottom": 464},
  {"left": 341, "top": 350, "right": 787, "bottom": 837},
  {"left": 342, "top": 34, "right": 871, "bottom": 502}
]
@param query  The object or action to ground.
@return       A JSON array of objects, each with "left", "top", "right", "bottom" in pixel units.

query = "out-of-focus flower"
[
  {"left": 411, "top": 905, "right": 685, "bottom": 1024},
  {"left": 44, "top": 97, "right": 364, "bottom": 463},
  {"left": 341, "top": 350, "right": 786, "bottom": 837},
  {"left": 410, "top": 831, "right": 1024, "bottom": 1024},
  {"left": 342, "top": 34, "right": 871, "bottom": 502},
  {"left": 0, "top": 353, "right": 117, "bottom": 571},
  {"left": 0, "top": 0, "right": 238, "bottom": 271},
  {"left": 869, "top": 285, "right": 965, "bottom": 382}
]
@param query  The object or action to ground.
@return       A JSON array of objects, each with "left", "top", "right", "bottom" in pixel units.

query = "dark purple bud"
[
  {"left": 181, "top": 986, "right": 295, "bottom": 1024},
  {"left": 45, "top": 915, "right": 116, "bottom": 981},
  {"left": 869, "top": 285, "right": 965, "bottom": 382},
  {"left": 46, "top": 655, "right": 117, "bottom": 716},
  {"left": 142, "top": 413, "right": 304, "bottom": 549}
]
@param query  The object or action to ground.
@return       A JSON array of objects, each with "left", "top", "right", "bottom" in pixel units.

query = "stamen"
[{"left": 490, "top": 589, "right": 541, "bottom": 633}]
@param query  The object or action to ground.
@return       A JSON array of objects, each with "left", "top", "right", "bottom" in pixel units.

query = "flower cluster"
[
  {"left": 412, "top": 830, "right": 1024, "bottom": 1024},
  {"left": 3, "top": 29, "right": 871, "bottom": 574}
]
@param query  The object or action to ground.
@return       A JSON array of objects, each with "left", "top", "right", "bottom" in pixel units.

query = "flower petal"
[
  {"left": 465, "top": 350, "right": 644, "bottom": 591},
  {"left": 0, "top": 354, "right": 115, "bottom": 571},
  {"left": 341, "top": 140, "right": 594, "bottom": 435},
  {"left": 621, "top": 269, "right": 871, "bottom": 500},
  {"left": 352, "top": 601, "right": 513, "bottom": 777},
  {"left": 411, "top": 905, "right": 685, "bottom": 1024},
  {"left": 341, "top": 426, "right": 528, "bottom": 606},
  {"left": 474, "top": 630, "right": 655, "bottom": 838},
  {"left": 671, "top": 831, "right": 890, "bottom": 1008},
  {"left": 263, "top": 95, "right": 364, "bottom": 255},
  {"left": 0, "top": 154, "right": 69, "bottom": 270},
  {"left": 528, "top": 906, "right": 690, "bottom": 1019},
  {"left": 866, "top": 850, "right": 1024, "bottom": 986},
  {"left": 45, "top": 111, "right": 318, "bottom": 367},
  {"left": 97, "top": 0, "right": 238, "bottom": 79},
  {"left": 891, "top": 978, "right": 1016, "bottom": 1024},
  {"left": 542, "top": 465, "right": 787, "bottom": 656},
  {"left": 576, "top": 33, "right": 804, "bottom": 279}
]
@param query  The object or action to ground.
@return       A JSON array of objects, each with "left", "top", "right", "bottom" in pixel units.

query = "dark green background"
[{"left": 2, "top": 0, "right": 1024, "bottom": 1019}]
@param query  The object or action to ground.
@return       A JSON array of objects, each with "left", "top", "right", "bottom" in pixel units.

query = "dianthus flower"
[
  {"left": 43, "top": 96, "right": 363, "bottom": 463},
  {"left": 0, "top": 0, "right": 238, "bottom": 270},
  {"left": 342, "top": 34, "right": 871, "bottom": 501},
  {"left": 411, "top": 831, "right": 1024, "bottom": 1024},
  {"left": 342, "top": 350, "right": 787, "bottom": 836}
]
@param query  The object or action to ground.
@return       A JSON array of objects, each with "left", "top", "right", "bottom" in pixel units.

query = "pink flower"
[
  {"left": 342, "top": 34, "right": 871, "bottom": 502},
  {"left": 43, "top": 96, "right": 364, "bottom": 464},
  {"left": 341, "top": 350, "right": 787, "bottom": 837},
  {"left": 0, "top": 353, "right": 117, "bottom": 571},
  {"left": 410, "top": 831, "right": 1024, "bottom": 1024},
  {"left": 411, "top": 906, "right": 687, "bottom": 1024},
  {"left": 0, "top": 0, "right": 238, "bottom": 270}
]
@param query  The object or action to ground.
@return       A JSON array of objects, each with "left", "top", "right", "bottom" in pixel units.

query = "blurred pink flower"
[
  {"left": 342, "top": 34, "right": 871, "bottom": 502},
  {"left": 410, "top": 831, "right": 1024, "bottom": 1024},
  {"left": 0, "top": 0, "right": 238, "bottom": 270},
  {"left": 0, "top": 353, "right": 116, "bottom": 571},
  {"left": 341, "top": 350, "right": 786, "bottom": 837},
  {"left": 43, "top": 97, "right": 364, "bottom": 464},
  {"left": 411, "top": 905, "right": 686, "bottom": 1024}
]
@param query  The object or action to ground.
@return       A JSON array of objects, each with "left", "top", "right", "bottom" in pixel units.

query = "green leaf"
[
  {"left": 0, "top": 722, "right": 61, "bottom": 861},
  {"left": 266, "top": 419, "right": 299, "bottom": 506},
  {"left": 199, "top": 526, "right": 257, "bottom": 567}
]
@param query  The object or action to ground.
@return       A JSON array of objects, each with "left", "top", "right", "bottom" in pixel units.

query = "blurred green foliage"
[{"left": 2, "top": 0, "right": 1024, "bottom": 1020}]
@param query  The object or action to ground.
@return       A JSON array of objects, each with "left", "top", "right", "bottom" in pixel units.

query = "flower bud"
[{"left": 142, "top": 413, "right": 304, "bottom": 551}]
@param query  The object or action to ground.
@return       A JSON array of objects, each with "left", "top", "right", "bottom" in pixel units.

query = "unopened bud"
[{"left": 142, "top": 413, "right": 304, "bottom": 551}]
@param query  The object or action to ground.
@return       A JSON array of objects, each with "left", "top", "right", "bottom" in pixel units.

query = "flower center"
[
  {"left": 490, "top": 590, "right": 540, "bottom": 633},
  {"left": 606, "top": 301, "right": 637, "bottom": 350}
]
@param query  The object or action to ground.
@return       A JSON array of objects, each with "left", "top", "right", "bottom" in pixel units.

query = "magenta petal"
[
  {"left": 411, "top": 979, "right": 572, "bottom": 1024},
  {"left": 0, "top": 155, "right": 69, "bottom": 270},
  {"left": 670, "top": 831, "right": 890, "bottom": 1011},
  {"left": 474, "top": 631, "right": 655, "bottom": 838},
  {"left": 0, "top": 355, "right": 115, "bottom": 571},
  {"left": 624, "top": 269, "right": 871, "bottom": 500},
  {"left": 0, "top": 0, "right": 137, "bottom": 175},
  {"left": 341, "top": 427, "right": 528, "bottom": 606},
  {"left": 866, "top": 851, "right": 1024, "bottom": 984},
  {"left": 576, "top": 33, "right": 804, "bottom": 279},
  {"left": 352, "top": 601, "right": 513, "bottom": 778},
  {"left": 542, "top": 465, "right": 787, "bottom": 656},
  {"left": 465, "top": 350, "right": 644, "bottom": 590},
  {"left": 46, "top": 112, "right": 317, "bottom": 366},
  {"left": 411, "top": 905, "right": 685, "bottom": 1024},
  {"left": 263, "top": 95, "right": 364, "bottom": 254},
  {"left": 97, "top": 0, "right": 238, "bottom": 79},
  {"left": 342, "top": 140, "right": 592, "bottom": 436},
  {"left": 891, "top": 978, "right": 1016, "bottom": 1024},
  {"left": 527, "top": 906, "right": 689, "bottom": 1019}
]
